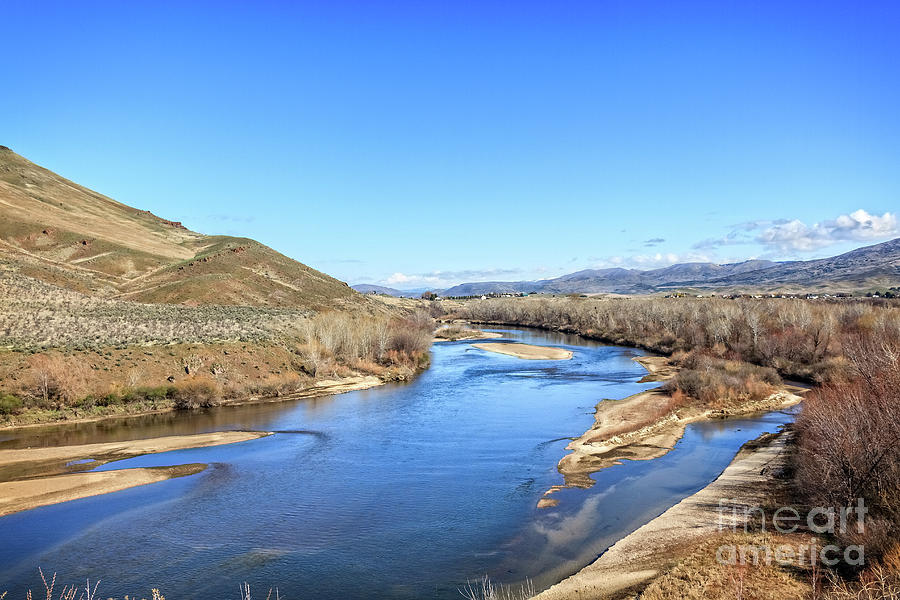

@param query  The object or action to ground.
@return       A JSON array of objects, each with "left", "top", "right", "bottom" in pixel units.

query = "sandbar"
[{"left": 472, "top": 342, "right": 573, "bottom": 360}]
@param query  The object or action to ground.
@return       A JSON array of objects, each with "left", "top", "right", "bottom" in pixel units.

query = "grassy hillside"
[
  {"left": 0, "top": 146, "right": 361, "bottom": 309},
  {"left": 0, "top": 146, "right": 438, "bottom": 426}
]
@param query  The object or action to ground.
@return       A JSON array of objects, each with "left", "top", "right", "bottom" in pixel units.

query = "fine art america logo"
[{"left": 716, "top": 498, "right": 868, "bottom": 567}]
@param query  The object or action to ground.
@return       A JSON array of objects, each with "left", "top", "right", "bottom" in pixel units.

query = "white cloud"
[
  {"left": 593, "top": 251, "right": 711, "bottom": 269},
  {"left": 756, "top": 209, "right": 898, "bottom": 252},
  {"left": 383, "top": 268, "right": 525, "bottom": 288},
  {"left": 385, "top": 272, "right": 425, "bottom": 285}
]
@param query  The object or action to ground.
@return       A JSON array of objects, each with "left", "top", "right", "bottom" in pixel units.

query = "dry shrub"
[
  {"left": 0, "top": 270, "right": 302, "bottom": 351},
  {"left": 666, "top": 352, "right": 780, "bottom": 409},
  {"left": 301, "top": 309, "right": 432, "bottom": 369},
  {"left": 826, "top": 565, "right": 900, "bottom": 599},
  {"left": 434, "top": 324, "right": 472, "bottom": 340},
  {"left": 247, "top": 373, "right": 306, "bottom": 397},
  {"left": 388, "top": 327, "right": 431, "bottom": 355},
  {"left": 795, "top": 327, "right": 900, "bottom": 563},
  {"left": 25, "top": 354, "right": 90, "bottom": 407},
  {"left": 171, "top": 376, "right": 221, "bottom": 409},
  {"left": 795, "top": 383, "right": 900, "bottom": 559},
  {"left": 351, "top": 358, "right": 388, "bottom": 376}
]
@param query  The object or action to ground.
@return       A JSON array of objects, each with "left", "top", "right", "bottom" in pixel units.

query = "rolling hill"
[
  {"left": 0, "top": 146, "right": 361, "bottom": 309},
  {"left": 441, "top": 241, "right": 900, "bottom": 296}
]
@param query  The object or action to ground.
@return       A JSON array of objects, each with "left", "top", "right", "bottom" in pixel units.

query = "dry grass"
[
  {"left": 665, "top": 351, "right": 781, "bottom": 409},
  {"left": 640, "top": 534, "right": 812, "bottom": 600},
  {"left": 826, "top": 566, "right": 900, "bottom": 600},
  {"left": 0, "top": 270, "right": 305, "bottom": 350},
  {"left": 435, "top": 324, "right": 476, "bottom": 340},
  {"left": 459, "top": 576, "right": 535, "bottom": 600},
  {"left": 0, "top": 567, "right": 163, "bottom": 600},
  {"left": 1, "top": 568, "right": 291, "bottom": 600},
  {"left": 0, "top": 303, "right": 434, "bottom": 424},
  {"left": 0, "top": 147, "right": 366, "bottom": 310}
]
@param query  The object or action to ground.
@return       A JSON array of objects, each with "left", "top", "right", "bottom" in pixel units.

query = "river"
[{"left": 0, "top": 328, "right": 794, "bottom": 599}]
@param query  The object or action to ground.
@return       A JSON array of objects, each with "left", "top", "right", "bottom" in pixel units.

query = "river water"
[{"left": 0, "top": 328, "right": 794, "bottom": 599}]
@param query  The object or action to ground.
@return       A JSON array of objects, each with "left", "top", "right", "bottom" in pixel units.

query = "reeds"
[{"left": 459, "top": 576, "right": 535, "bottom": 600}]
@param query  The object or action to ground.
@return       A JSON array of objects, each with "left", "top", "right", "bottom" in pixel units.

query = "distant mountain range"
[
  {"left": 351, "top": 284, "right": 429, "bottom": 298},
  {"left": 440, "top": 239, "right": 900, "bottom": 296}
]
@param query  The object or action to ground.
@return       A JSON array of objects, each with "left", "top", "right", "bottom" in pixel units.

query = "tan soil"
[
  {"left": 0, "top": 430, "right": 270, "bottom": 470},
  {"left": 0, "top": 463, "right": 207, "bottom": 516},
  {"left": 472, "top": 342, "right": 573, "bottom": 360}
]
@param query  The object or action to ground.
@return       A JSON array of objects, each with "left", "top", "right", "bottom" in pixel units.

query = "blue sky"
[{"left": 3, "top": 1, "right": 899, "bottom": 289}]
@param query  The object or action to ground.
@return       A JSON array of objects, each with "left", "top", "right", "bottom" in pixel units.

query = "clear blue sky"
[{"left": 3, "top": 1, "right": 899, "bottom": 288}]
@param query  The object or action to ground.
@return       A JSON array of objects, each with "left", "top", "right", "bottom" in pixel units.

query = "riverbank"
[
  {"left": 0, "top": 463, "right": 207, "bottom": 517},
  {"left": 0, "top": 431, "right": 270, "bottom": 515},
  {"left": 537, "top": 355, "right": 803, "bottom": 506},
  {"left": 0, "top": 372, "right": 391, "bottom": 431},
  {"left": 473, "top": 342, "right": 573, "bottom": 360},
  {"left": 534, "top": 429, "right": 797, "bottom": 599}
]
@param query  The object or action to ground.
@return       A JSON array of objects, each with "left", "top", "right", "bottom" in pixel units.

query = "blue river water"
[{"left": 0, "top": 328, "right": 794, "bottom": 599}]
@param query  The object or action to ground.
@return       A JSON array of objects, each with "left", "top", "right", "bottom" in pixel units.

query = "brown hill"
[{"left": 0, "top": 146, "right": 360, "bottom": 309}]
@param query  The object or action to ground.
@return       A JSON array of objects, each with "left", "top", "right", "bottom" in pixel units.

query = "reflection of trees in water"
[{"left": 0, "top": 395, "right": 342, "bottom": 450}]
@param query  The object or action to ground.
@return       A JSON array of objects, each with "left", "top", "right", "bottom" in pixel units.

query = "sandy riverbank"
[
  {"left": 473, "top": 342, "right": 573, "bottom": 360},
  {"left": 0, "top": 430, "right": 270, "bottom": 471},
  {"left": 534, "top": 430, "right": 793, "bottom": 599},
  {"left": 0, "top": 431, "right": 270, "bottom": 515},
  {"left": 537, "top": 355, "right": 802, "bottom": 507},
  {"left": 0, "top": 463, "right": 207, "bottom": 517}
]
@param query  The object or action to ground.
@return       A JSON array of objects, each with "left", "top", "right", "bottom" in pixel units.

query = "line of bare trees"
[
  {"left": 454, "top": 296, "right": 900, "bottom": 382},
  {"left": 795, "top": 329, "right": 900, "bottom": 564}
]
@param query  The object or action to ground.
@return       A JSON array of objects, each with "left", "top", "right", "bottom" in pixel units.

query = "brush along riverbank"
[{"left": 0, "top": 371, "right": 392, "bottom": 430}]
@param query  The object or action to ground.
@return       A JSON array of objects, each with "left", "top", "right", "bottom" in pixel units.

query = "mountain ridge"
[{"left": 440, "top": 241, "right": 900, "bottom": 296}]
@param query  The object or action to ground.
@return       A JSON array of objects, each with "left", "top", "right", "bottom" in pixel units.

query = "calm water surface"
[{"left": 0, "top": 328, "right": 794, "bottom": 599}]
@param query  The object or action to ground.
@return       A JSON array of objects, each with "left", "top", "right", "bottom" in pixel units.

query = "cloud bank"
[
  {"left": 755, "top": 209, "right": 897, "bottom": 252},
  {"left": 693, "top": 209, "right": 897, "bottom": 254}
]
